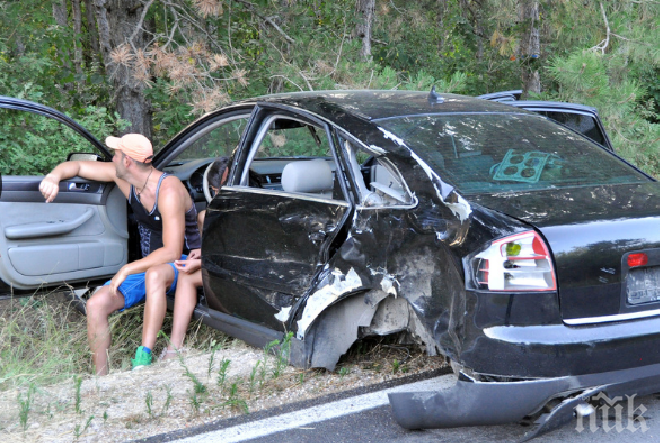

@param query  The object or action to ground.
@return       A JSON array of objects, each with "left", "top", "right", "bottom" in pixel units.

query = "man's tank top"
[{"left": 129, "top": 172, "right": 202, "bottom": 258}]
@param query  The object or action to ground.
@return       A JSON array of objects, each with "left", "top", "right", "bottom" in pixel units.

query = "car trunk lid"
[{"left": 470, "top": 182, "right": 660, "bottom": 321}]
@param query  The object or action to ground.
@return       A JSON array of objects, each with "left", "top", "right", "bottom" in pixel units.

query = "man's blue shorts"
[{"left": 104, "top": 256, "right": 186, "bottom": 311}]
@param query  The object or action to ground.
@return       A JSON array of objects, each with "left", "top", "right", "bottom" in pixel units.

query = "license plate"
[{"left": 627, "top": 266, "right": 660, "bottom": 305}]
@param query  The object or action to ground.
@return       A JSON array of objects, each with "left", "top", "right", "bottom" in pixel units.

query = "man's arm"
[
  {"left": 39, "top": 161, "right": 127, "bottom": 202},
  {"left": 108, "top": 177, "right": 188, "bottom": 293}
]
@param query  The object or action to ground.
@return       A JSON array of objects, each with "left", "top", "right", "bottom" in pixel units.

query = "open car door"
[{"left": 0, "top": 97, "right": 128, "bottom": 295}]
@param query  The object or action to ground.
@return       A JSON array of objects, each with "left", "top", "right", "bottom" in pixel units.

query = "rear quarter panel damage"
[{"left": 291, "top": 148, "right": 515, "bottom": 371}]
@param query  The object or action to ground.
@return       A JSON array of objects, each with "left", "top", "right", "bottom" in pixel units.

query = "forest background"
[{"left": 0, "top": 0, "right": 658, "bottom": 174}]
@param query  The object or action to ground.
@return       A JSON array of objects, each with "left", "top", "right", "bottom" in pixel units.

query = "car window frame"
[
  {"left": 230, "top": 108, "right": 349, "bottom": 204},
  {"left": 153, "top": 105, "right": 256, "bottom": 169},
  {"left": 335, "top": 130, "right": 417, "bottom": 210}
]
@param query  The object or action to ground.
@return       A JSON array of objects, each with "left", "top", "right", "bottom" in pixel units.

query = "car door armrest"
[{"left": 5, "top": 208, "right": 95, "bottom": 239}]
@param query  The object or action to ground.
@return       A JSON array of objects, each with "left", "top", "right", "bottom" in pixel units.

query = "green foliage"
[
  {"left": 73, "top": 415, "right": 94, "bottom": 440},
  {"left": 543, "top": 0, "right": 660, "bottom": 174},
  {"left": 17, "top": 384, "right": 35, "bottom": 431},
  {"left": 180, "top": 359, "right": 207, "bottom": 395},
  {"left": 217, "top": 358, "right": 231, "bottom": 393},
  {"left": 74, "top": 375, "right": 83, "bottom": 414},
  {"left": 0, "top": 0, "right": 657, "bottom": 175},
  {"left": 144, "top": 391, "right": 154, "bottom": 418},
  {"left": 0, "top": 106, "right": 128, "bottom": 175}
]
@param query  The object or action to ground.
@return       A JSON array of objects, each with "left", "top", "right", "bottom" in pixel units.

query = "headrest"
[{"left": 281, "top": 160, "right": 333, "bottom": 193}]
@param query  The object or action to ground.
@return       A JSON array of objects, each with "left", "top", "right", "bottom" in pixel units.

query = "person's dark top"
[{"left": 129, "top": 172, "right": 202, "bottom": 257}]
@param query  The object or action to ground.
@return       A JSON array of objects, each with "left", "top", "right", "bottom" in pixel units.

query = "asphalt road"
[{"left": 134, "top": 372, "right": 660, "bottom": 443}]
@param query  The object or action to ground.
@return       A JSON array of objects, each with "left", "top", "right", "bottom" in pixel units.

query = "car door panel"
[
  {"left": 0, "top": 177, "right": 127, "bottom": 290},
  {"left": 203, "top": 187, "right": 349, "bottom": 330},
  {"left": 0, "top": 96, "right": 128, "bottom": 294}
]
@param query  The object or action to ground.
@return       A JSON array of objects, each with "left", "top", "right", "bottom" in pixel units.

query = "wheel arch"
[{"left": 304, "top": 289, "right": 439, "bottom": 371}]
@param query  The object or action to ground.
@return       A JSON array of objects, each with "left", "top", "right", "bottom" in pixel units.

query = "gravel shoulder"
[{"left": 0, "top": 336, "right": 446, "bottom": 443}]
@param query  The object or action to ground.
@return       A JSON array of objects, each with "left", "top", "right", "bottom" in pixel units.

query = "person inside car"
[
  {"left": 158, "top": 157, "right": 229, "bottom": 360},
  {"left": 39, "top": 134, "right": 201, "bottom": 375}
]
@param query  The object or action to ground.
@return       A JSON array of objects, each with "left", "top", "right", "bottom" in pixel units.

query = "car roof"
[
  {"left": 253, "top": 90, "right": 529, "bottom": 121},
  {"left": 156, "top": 90, "right": 538, "bottom": 166}
]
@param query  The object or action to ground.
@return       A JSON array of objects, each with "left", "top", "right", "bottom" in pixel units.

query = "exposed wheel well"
[{"left": 307, "top": 291, "right": 438, "bottom": 371}]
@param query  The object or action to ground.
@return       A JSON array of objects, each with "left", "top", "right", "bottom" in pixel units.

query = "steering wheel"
[{"left": 202, "top": 162, "right": 215, "bottom": 204}]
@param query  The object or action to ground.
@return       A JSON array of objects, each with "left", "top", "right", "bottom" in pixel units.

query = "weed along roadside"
[{"left": 0, "top": 294, "right": 445, "bottom": 442}]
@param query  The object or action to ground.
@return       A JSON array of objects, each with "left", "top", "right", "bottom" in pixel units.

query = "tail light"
[{"left": 474, "top": 231, "right": 557, "bottom": 292}]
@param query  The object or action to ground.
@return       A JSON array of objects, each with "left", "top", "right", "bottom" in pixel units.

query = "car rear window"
[{"left": 376, "top": 113, "right": 648, "bottom": 194}]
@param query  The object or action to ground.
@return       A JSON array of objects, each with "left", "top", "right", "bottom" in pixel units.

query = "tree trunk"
[
  {"left": 52, "top": 0, "right": 73, "bottom": 90},
  {"left": 94, "top": 0, "right": 152, "bottom": 139},
  {"left": 460, "top": 0, "right": 485, "bottom": 62},
  {"left": 85, "top": 0, "right": 100, "bottom": 62},
  {"left": 72, "top": 0, "right": 83, "bottom": 74},
  {"left": 519, "top": 0, "right": 541, "bottom": 98},
  {"left": 355, "top": 0, "right": 375, "bottom": 61},
  {"left": 52, "top": 0, "right": 68, "bottom": 27}
]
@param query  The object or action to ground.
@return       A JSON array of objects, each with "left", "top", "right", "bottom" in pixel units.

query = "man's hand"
[
  {"left": 174, "top": 258, "right": 201, "bottom": 274},
  {"left": 39, "top": 174, "right": 60, "bottom": 203},
  {"left": 109, "top": 265, "right": 130, "bottom": 296},
  {"left": 188, "top": 248, "right": 201, "bottom": 260}
]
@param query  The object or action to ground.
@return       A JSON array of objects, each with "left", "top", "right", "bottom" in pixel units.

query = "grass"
[
  {"left": 0, "top": 290, "right": 228, "bottom": 392},
  {"left": 0, "top": 290, "right": 442, "bottom": 440},
  {"left": 17, "top": 384, "right": 34, "bottom": 430}
]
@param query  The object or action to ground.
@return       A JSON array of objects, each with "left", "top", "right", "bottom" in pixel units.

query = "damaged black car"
[{"left": 2, "top": 90, "right": 660, "bottom": 435}]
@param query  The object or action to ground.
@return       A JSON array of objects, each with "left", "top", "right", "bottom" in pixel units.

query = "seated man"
[
  {"left": 158, "top": 157, "right": 229, "bottom": 359},
  {"left": 39, "top": 134, "right": 201, "bottom": 375}
]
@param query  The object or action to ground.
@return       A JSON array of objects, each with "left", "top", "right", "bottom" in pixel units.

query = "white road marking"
[{"left": 178, "top": 375, "right": 456, "bottom": 442}]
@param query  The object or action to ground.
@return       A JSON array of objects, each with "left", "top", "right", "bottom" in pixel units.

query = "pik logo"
[{"left": 575, "top": 392, "right": 648, "bottom": 433}]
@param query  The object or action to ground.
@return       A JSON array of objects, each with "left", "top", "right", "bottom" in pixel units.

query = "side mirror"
[{"left": 67, "top": 153, "right": 104, "bottom": 162}]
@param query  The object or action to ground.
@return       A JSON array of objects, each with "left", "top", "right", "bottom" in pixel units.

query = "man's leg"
[
  {"left": 169, "top": 270, "right": 203, "bottom": 351},
  {"left": 142, "top": 263, "right": 176, "bottom": 350},
  {"left": 86, "top": 286, "right": 125, "bottom": 376}
]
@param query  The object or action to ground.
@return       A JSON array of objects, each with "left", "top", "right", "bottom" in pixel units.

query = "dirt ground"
[{"left": 0, "top": 316, "right": 446, "bottom": 443}]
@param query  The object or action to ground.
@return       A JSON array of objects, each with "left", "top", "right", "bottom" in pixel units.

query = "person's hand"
[
  {"left": 174, "top": 258, "right": 201, "bottom": 274},
  {"left": 188, "top": 248, "right": 201, "bottom": 260},
  {"left": 109, "top": 266, "right": 130, "bottom": 296},
  {"left": 39, "top": 174, "right": 60, "bottom": 203}
]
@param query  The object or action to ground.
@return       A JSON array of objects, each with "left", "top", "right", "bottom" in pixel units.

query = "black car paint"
[{"left": 472, "top": 183, "right": 660, "bottom": 321}]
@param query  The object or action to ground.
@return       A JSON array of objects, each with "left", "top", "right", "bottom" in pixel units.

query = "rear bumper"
[
  {"left": 391, "top": 310, "right": 660, "bottom": 432},
  {"left": 461, "top": 313, "right": 660, "bottom": 377},
  {"left": 389, "top": 352, "right": 660, "bottom": 433}
]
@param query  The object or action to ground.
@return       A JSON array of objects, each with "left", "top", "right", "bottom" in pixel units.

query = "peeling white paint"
[
  {"left": 370, "top": 268, "right": 398, "bottom": 298},
  {"left": 378, "top": 128, "right": 406, "bottom": 147},
  {"left": 380, "top": 276, "right": 398, "bottom": 297},
  {"left": 368, "top": 144, "right": 387, "bottom": 155},
  {"left": 297, "top": 268, "right": 363, "bottom": 339},
  {"left": 274, "top": 306, "right": 291, "bottom": 322},
  {"left": 446, "top": 193, "right": 472, "bottom": 221}
]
